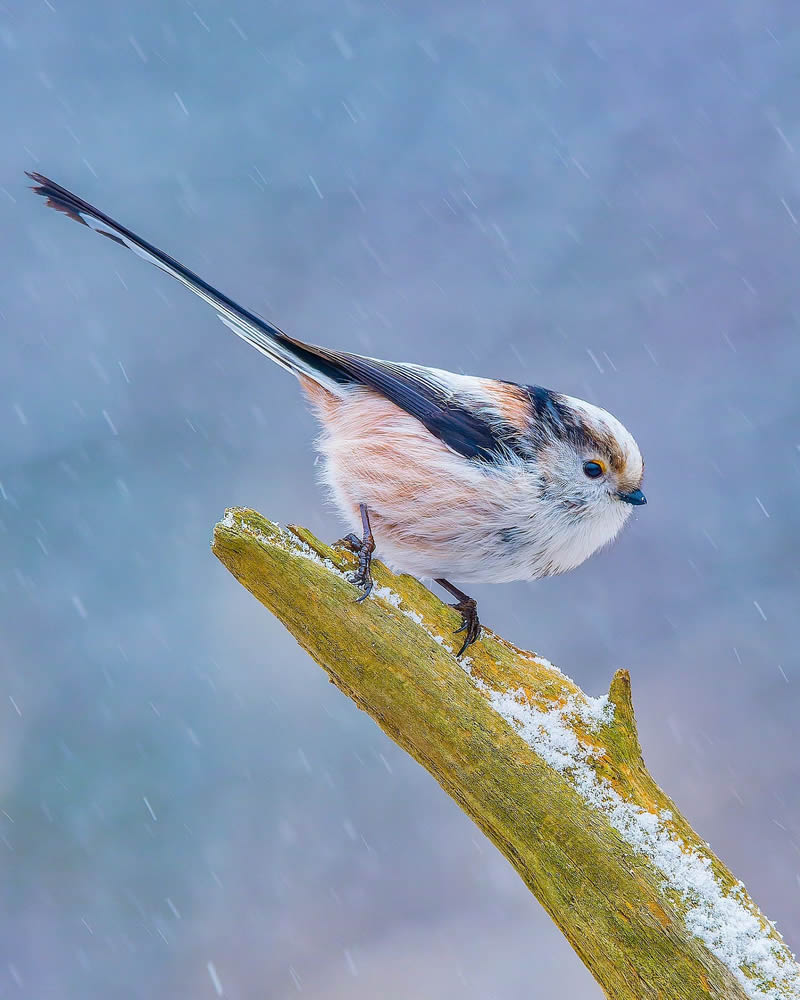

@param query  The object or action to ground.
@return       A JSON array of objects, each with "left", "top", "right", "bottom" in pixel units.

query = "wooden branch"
[{"left": 212, "top": 507, "right": 799, "bottom": 1000}]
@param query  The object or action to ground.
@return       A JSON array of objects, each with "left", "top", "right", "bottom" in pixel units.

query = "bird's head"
[{"left": 526, "top": 387, "right": 645, "bottom": 518}]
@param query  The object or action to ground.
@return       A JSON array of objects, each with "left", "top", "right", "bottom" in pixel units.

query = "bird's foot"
[
  {"left": 348, "top": 541, "right": 375, "bottom": 602},
  {"left": 450, "top": 597, "right": 481, "bottom": 657},
  {"left": 435, "top": 578, "right": 482, "bottom": 657},
  {"left": 336, "top": 505, "right": 375, "bottom": 603}
]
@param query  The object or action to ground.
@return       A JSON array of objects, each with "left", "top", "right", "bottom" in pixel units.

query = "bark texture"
[{"left": 212, "top": 507, "right": 799, "bottom": 1000}]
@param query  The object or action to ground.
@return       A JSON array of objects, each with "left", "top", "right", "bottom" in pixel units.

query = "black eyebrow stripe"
[{"left": 523, "top": 385, "right": 598, "bottom": 453}]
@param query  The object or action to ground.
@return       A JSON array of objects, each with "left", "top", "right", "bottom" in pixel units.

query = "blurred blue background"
[{"left": 2, "top": 1, "right": 799, "bottom": 996}]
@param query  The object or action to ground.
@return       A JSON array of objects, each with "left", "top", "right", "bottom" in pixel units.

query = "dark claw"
[
  {"left": 336, "top": 533, "right": 363, "bottom": 552},
  {"left": 348, "top": 550, "right": 374, "bottom": 602},
  {"left": 435, "top": 579, "right": 483, "bottom": 657},
  {"left": 344, "top": 504, "right": 375, "bottom": 603},
  {"left": 451, "top": 597, "right": 481, "bottom": 657}
]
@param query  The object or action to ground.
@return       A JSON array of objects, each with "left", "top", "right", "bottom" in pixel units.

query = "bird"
[{"left": 27, "top": 171, "right": 646, "bottom": 656}]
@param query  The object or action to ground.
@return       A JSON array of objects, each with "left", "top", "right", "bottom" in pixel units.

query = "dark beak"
[{"left": 618, "top": 488, "right": 647, "bottom": 506}]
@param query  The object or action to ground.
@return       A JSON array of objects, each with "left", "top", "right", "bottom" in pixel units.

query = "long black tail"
[{"left": 26, "top": 172, "right": 350, "bottom": 390}]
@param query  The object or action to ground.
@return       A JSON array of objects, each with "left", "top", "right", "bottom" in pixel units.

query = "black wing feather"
[{"left": 310, "top": 351, "right": 511, "bottom": 461}]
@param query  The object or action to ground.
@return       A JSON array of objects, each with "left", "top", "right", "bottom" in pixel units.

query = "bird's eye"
[{"left": 583, "top": 460, "right": 605, "bottom": 479}]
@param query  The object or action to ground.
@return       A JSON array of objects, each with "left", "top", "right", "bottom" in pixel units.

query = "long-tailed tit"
[{"left": 28, "top": 173, "right": 646, "bottom": 655}]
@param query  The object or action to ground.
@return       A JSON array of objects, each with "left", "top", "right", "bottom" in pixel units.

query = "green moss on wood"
[{"left": 211, "top": 507, "right": 795, "bottom": 1000}]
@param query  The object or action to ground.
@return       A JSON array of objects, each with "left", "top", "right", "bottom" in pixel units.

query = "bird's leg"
[
  {"left": 337, "top": 503, "right": 376, "bottom": 602},
  {"left": 435, "top": 578, "right": 482, "bottom": 657}
]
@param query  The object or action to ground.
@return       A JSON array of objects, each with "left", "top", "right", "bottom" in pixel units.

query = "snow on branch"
[{"left": 212, "top": 507, "right": 799, "bottom": 1000}]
